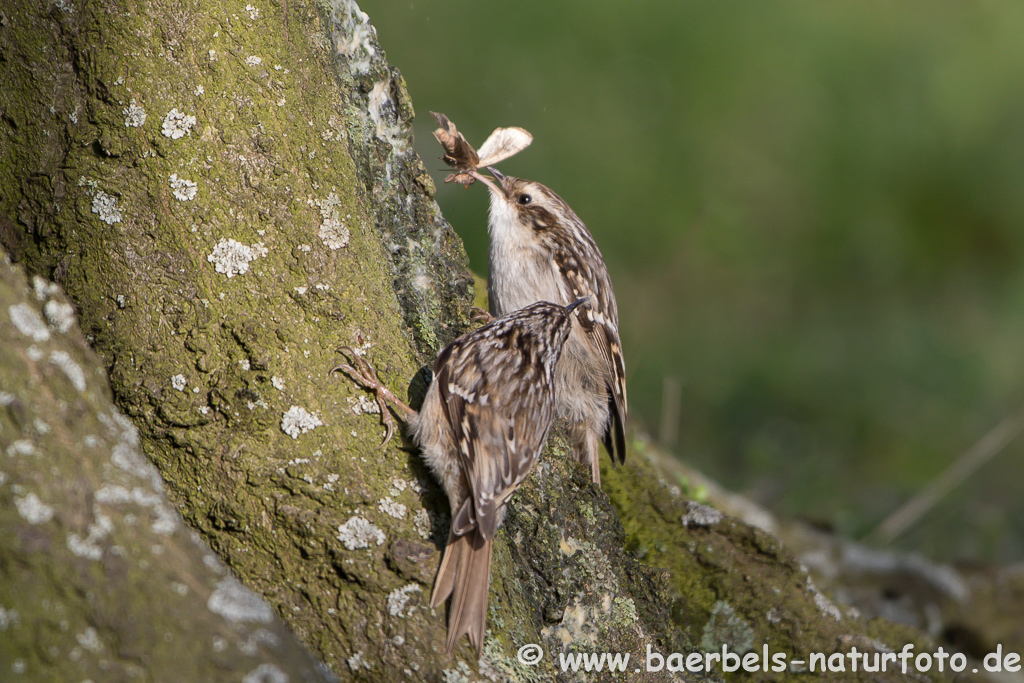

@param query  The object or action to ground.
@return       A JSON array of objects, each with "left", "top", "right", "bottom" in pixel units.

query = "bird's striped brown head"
[
  {"left": 474, "top": 167, "right": 581, "bottom": 235},
  {"left": 450, "top": 299, "right": 585, "bottom": 386}
]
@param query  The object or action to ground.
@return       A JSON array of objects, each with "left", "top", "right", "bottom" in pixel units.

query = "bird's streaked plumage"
[
  {"left": 336, "top": 300, "right": 584, "bottom": 656},
  {"left": 479, "top": 169, "right": 627, "bottom": 486}
]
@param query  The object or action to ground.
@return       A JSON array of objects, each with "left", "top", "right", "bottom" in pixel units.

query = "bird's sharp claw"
[
  {"left": 332, "top": 349, "right": 399, "bottom": 446},
  {"left": 378, "top": 420, "right": 394, "bottom": 449},
  {"left": 469, "top": 306, "right": 494, "bottom": 325},
  {"left": 375, "top": 393, "right": 396, "bottom": 447}
]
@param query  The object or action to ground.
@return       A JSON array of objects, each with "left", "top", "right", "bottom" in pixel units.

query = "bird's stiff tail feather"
[
  {"left": 573, "top": 428, "right": 602, "bottom": 487},
  {"left": 431, "top": 529, "right": 493, "bottom": 657}
]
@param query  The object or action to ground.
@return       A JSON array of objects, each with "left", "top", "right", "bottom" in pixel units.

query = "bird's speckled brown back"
[{"left": 409, "top": 300, "right": 583, "bottom": 655}]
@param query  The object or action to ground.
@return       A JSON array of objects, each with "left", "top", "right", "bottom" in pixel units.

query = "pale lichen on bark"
[{"left": 1, "top": 0, "right": 443, "bottom": 674}]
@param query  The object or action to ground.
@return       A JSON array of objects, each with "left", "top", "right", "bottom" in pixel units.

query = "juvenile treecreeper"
[
  {"left": 335, "top": 299, "right": 587, "bottom": 656},
  {"left": 431, "top": 113, "right": 628, "bottom": 486}
]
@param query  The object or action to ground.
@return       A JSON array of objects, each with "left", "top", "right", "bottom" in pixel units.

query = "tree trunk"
[
  {"left": 0, "top": 0, "right": 956, "bottom": 680},
  {"left": 0, "top": 256, "right": 335, "bottom": 681}
]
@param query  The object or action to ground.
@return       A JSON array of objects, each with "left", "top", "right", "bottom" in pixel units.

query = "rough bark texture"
[
  {"left": 0, "top": 0, "right": 968, "bottom": 681},
  {"left": 0, "top": 255, "right": 335, "bottom": 681}
]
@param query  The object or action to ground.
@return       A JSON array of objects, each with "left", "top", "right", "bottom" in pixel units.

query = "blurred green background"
[{"left": 362, "top": 0, "right": 1024, "bottom": 564}]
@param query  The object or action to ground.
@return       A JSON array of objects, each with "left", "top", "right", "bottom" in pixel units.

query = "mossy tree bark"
[
  {"left": 1, "top": 0, "right": 955, "bottom": 681},
  {"left": 0, "top": 255, "right": 335, "bottom": 682}
]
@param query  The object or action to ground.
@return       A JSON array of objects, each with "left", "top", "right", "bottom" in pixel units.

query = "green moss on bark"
[
  {"left": 601, "top": 442, "right": 954, "bottom": 682},
  {"left": 0, "top": 255, "right": 334, "bottom": 682},
  {"left": 1, "top": 0, "right": 460, "bottom": 675}
]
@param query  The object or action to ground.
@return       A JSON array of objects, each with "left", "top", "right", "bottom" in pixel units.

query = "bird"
[
  {"left": 465, "top": 166, "right": 628, "bottom": 487},
  {"left": 335, "top": 299, "right": 587, "bottom": 656}
]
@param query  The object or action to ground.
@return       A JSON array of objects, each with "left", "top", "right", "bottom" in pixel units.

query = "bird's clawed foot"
[
  {"left": 469, "top": 306, "right": 494, "bottom": 325},
  {"left": 332, "top": 347, "right": 413, "bottom": 447}
]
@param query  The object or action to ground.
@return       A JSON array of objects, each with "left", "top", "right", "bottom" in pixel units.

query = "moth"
[{"left": 431, "top": 112, "right": 533, "bottom": 186}]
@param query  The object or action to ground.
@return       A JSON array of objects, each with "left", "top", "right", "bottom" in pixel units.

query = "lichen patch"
[
  {"left": 207, "top": 238, "right": 268, "bottom": 278},
  {"left": 8, "top": 303, "right": 50, "bottom": 342},
  {"left": 6, "top": 440, "right": 36, "bottom": 457},
  {"left": 32, "top": 275, "right": 60, "bottom": 301},
  {"left": 347, "top": 650, "right": 371, "bottom": 671},
  {"left": 94, "top": 484, "right": 178, "bottom": 535},
  {"left": 377, "top": 496, "right": 406, "bottom": 519},
  {"left": 61, "top": 533, "right": 98, "bottom": 561},
  {"left": 347, "top": 394, "right": 379, "bottom": 415},
  {"left": 386, "top": 583, "right": 421, "bottom": 617},
  {"left": 0, "top": 607, "right": 20, "bottom": 631},
  {"left": 43, "top": 300, "right": 75, "bottom": 333},
  {"left": 91, "top": 191, "right": 123, "bottom": 224},
  {"left": 207, "top": 577, "right": 274, "bottom": 623},
  {"left": 242, "top": 664, "right": 287, "bottom": 683},
  {"left": 807, "top": 577, "right": 842, "bottom": 622},
  {"left": 123, "top": 99, "right": 146, "bottom": 127},
  {"left": 75, "top": 627, "right": 103, "bottom": 653},
  {"left": 314, "top": 193, "right": 350, "bottom": 250},
  {"left": 49, "top": 350, "right": 86, "bottom": 392},
  {"left": 413, "top": 508, "right": 431, "bottom": 540},
  {"left": 14, "top": 492, "right": 54, "bottom": 524},
  {"left": 280, "top": 406, "right": 323, "bottom": 438},
  {"left": 161, "top": 108, "right": 197, "bottom": 139},
  {"left": 110, "top": 441, "right": 164, "bottom": 491},
  {"left": 337, "top": 516, "right": 385, "bottom": 549},
  {"left": 169, "top": 174, "right": 198, "bottom": 201},
  {"left": 441, "top": 661, "right": 473, "bottom": 683},
  {"left": 699, "top": 600, "right": 756, "bottom": 654},
  {"left": 682, "top": 500, "right": 723, "bottom": 528}
]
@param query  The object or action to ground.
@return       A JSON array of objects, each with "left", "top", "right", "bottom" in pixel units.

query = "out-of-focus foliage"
[{"left": 363, "top": 0, "right": 1024, "bottom": 563}]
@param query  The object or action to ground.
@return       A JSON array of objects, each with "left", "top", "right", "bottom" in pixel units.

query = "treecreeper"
[
  {"left": 431, "top": 112, "right": 628, "bottom": 487},
  {"left": 336, "top": 300, "right": 588, "bottom": 656}
]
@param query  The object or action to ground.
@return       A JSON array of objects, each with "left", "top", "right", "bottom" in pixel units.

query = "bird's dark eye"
[{"left": 517, "top": 194, "right": 532, "bottom": 206}]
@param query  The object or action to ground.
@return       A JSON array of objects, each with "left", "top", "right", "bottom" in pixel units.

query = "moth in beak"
[{"left": 431, "top": 112, "right": 532, "bottom": 192}]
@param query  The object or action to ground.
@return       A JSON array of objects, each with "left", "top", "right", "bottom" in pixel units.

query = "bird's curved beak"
[
  {"left": 487, "top": 167, "right": 511, "bottom": 195},
  {"left": 565, "top": 296, "right": 590, "bottom": 315},
  {"left": 469, "top": 168, "right": 506, "bottom": 198}
]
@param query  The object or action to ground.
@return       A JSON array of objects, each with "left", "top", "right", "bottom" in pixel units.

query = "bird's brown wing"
[
  {"left": 434, "top": 335, "right": 552, "bottom": 540},
  {"left": 553, "top": 246, "right": 628, "bottom": 464}
]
